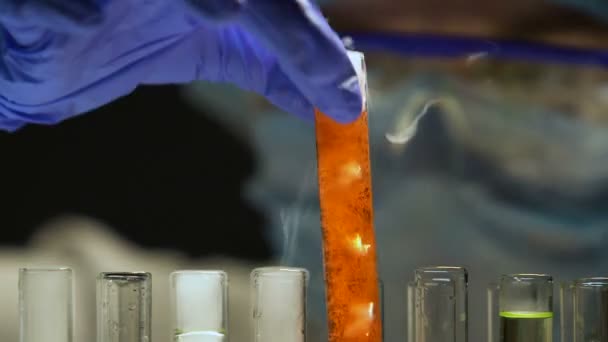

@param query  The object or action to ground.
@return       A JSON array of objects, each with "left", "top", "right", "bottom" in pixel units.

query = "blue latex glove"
[{"left": 0, "top": 0, "right": 362, "bottom": 131}]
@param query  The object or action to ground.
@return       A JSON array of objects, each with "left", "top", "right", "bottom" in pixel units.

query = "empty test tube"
[
  {"left": 488, "top": 283, "right": 500, "bottom": 342},
  {"left": 408, "top": 266, "right": 468, "bottom": 342},
  {"left": 251, "top": 267, "right": 308, "bottom": 342},
  {"left": 97, "top": 272, "right": 151, "bottom": 342},
  {"left": 19, "top": 267, "right": 74, "bottom": 342},
  {"left": 561, "top": 277, "right": 608, "bottom": 342},
  {"left": 498, "top": 274, "right": 553, "bottom": 342},
  {"left": 170, "top": 271, "right": 228, "bottom": 342}
]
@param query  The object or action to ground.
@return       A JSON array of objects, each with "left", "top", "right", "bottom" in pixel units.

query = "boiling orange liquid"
[{"left": 315, "top": 109, "right": 383, "bottom": 342}]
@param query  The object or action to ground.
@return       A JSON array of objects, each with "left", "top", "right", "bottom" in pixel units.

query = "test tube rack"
[{"left": 16, "top": 266, "right": 608, "bottom": 342}]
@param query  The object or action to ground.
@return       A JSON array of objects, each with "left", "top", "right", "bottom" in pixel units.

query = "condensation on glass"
[
  {"left": 407, "top": 266, "right": 468, "bottom": 342},
  {"left": 251, "top": 267, "right": 309, "bottom": 342},
  {"left": 170, "top": 270, "right": 228, "bottom": 342},
  {"left": 19, "top": 267, "right": 74, "bottom": 342},
  {"left": 97, "top": 272, "right": 151, "bottom": 342},
  {"left": 496, "top": 274, "right": 553, "bottom": 342},
  {"left": 561, "top": 277, "right": 608, "bottom": 342}
]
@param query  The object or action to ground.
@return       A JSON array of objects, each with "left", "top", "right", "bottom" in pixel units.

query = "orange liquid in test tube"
[{"left": 314, "top": 51, "right": 382, "bottom": 342}]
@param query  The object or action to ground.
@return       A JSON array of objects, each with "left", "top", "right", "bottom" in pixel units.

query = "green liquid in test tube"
[{"left": 498, "top": 274, "right": 553, "bottom": 342}]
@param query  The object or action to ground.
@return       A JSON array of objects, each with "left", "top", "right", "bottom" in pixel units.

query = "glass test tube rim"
[
  {"left": 417, "top": 266, "right": 467, "bottom": 272},
  {"left": 171, "top": 270, "right": 228, "bottom": 281},
  {"left": 501, "top": 274, "right": 553, "bottom": 282},
  {"left": 171, "top": 270, "right": 227, "bottom": 275},
  {"left": 98, "top": 271, "right": 151, "bottom": 280},
  {"left": 20, "top": 266, "right": 72, "bottom": 272},
  {"left": 415, "top": 266, "right": 469, "bottom": 287},
  {"left": 251, "top": 266, "right": 310, "bottom": 279},
  {"left": 572, "top": 277, "right": 608, "bottom": 287},
  {"left": 415, "top": 266, "right": 469, "bottom": 278}
]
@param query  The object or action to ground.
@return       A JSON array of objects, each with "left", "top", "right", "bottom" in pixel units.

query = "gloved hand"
[{"left": 0, "top": 0, "right": 362, "bottom": 132}]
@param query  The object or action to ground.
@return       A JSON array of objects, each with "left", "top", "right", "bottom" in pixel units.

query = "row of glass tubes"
[
  {"left": 411, "top": 267, "right": 608, "bottom": 342},
  {"left": 19, "top": 266, "right": 308, "bottom": 342},
  {"left": 17, "top": 265, "right": 608, "bottom": 342}
]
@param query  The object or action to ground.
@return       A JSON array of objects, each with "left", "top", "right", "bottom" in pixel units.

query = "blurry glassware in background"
[
  {"left": 493, "top": 274, "right": 554, "bottom": 342},
  {"left": 170, "top": 271, "right": 228, "bottom": 342},
  {"left": 19, "top": 267, "right": 73, "bottom": 342},
  {"left": 251, "top": 267, "right": 308, "bottom": 342},
  {"left": 561, "top": 277, "right": 608, "bottom": 342},
  {"left": 487, "top": 283, "right": 500, "bottom": 342},
  {"left": 97, "top": 272, "right": 152, "bottom": 342},
  {"left": 407, "top": 266, "right": 468, "bottom": 342},
  {"left": 0, "top": 217, "right": 260, "bottom": 342}
]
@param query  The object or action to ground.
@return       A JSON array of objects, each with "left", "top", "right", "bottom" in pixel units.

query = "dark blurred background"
[{"left": 0, "top": 85, "right": 271, "bottom": 260}]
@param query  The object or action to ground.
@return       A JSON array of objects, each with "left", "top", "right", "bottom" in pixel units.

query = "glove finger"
[
  {"left": 1, "top": 15, "right": 314, "bottom": 128},
  {"left": 213, "top": 27, "right": 315, "bottom": 120},
  {"left": 31, "top": 0, "right": 103, "bottom": 26},
  {"left": 235, "top": 0, "right": 362, "bottom": 123},
  {"left": 141, "top": 25, "right": 315, "bottom": 120},
  {"left": 0, "top": 0, "right": 197, "bottom": 128},
  {"left": 0, "top": 0, "right": 103, "bottom": 36}
]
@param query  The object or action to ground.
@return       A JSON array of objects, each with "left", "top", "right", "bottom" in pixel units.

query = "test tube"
[
  {"left": 315, "top": 49, "right": 382, "bottom": 342},
  {"left": 251, "top": 267, "right": 308, "bottom": 342},
  {"left": 488, "top": 283, "right": 500, "bottom": 342},
  {"left": 498, "top": 274, "right": 553, "bottom": 342},
  {"left": 408, "top": 266, "right": 468, "bottom": 342},
  {"left": 170, "top": 271, "right": 228, "bottom": 342},
  {"left": 19, "top": 267, "right": 74, "bottom": 342},
  {"left": 97, "top": 272, "right": 151, "bottom": 342},
  {"left": 561, "top": 277, "right": 608, "bottom": 342}
]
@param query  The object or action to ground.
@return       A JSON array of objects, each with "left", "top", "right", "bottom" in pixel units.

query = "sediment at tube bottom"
[
  {"left": 315, "top": 109, "right": 383, "bottom": 342},
  {"left": 174, "top": 331, "right": 225, "bottom": 342}
]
